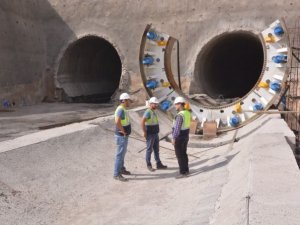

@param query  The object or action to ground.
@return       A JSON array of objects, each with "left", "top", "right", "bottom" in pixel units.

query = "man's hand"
[
  {"left": 120, "top": 130, "right": 127, "bottom": 136},
  {"left": 172, "top": 139, "right": 175, "bottom": 145},
  {"left": 141, "top": 118, "right": 147, "bottom": 139},
  {"left": 115, "top": 116, "right": 127, "bottom": 136}
]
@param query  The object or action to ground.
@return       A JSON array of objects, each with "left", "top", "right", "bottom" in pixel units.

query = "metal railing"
[{"left": 285, "top": 17, "right": 300, "bottom": 165}]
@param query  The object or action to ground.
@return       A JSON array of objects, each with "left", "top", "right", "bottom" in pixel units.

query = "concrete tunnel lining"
[
  {"left": 194, "top": 31, "right": 264, "bottom": 103},
  {"left": 57, "top": 36, "right": 122, "bottom": 102}
]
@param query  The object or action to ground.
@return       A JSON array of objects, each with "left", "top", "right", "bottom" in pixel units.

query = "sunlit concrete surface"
[{"left": 0, "top": 111, "right": 299, "bottom": 225}]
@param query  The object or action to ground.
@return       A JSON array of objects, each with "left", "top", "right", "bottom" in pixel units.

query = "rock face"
[
  {"left": 0, "top": 1, "right": 75, "bottom": 105},
  {"left": 0, "top": 0, "right": 299, "bottom": 105}
]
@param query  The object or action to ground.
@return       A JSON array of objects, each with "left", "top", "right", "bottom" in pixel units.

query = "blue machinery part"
[
  {"left": 270, "top": 81, "right": 281, "bottom": 92},
  {"left": 274, "top": 26, "right": 284, "bottom": 36},
  {"left": 146, "top": 80, "right": 159, "bottom": 89},
  {"left": 2, "top": 100, "right": 10, "bottom": 108},
  {"left": 253, "top": 102, "right": 264, "bottom": 112},
  {"left": 147, "top": 31, "right": 159, "bottom": 41},
  {"left": 272, "top": 54, "right": 287, "bottom": 64},
  {"left": 143, "top": 55, "right": 154, "bottom": 65},
  {"left": 229, "top": 115, "right": 240, "bottom": 127},
  {"left": 160, "top": 100, "right": 171, "bottom": 111}
]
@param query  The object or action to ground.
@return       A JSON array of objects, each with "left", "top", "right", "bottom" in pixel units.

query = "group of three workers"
[{"left": 113, "top": 93, "right": 191, "bottom": 182}]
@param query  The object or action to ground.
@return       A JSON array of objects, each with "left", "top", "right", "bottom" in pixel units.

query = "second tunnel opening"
[
  {"left": 193, "top": 31, "right": 264, "bottom": 107},
  {"left": 57, "top": 36, "right": 122, "bottom": 103}
]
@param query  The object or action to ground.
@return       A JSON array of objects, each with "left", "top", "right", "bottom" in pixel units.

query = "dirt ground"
[
  {"left": 0, "top": 109, "right": 233, "bottom": 225},
  {"left": 1, "top": 109, "right": 300, "bottom": 225}
]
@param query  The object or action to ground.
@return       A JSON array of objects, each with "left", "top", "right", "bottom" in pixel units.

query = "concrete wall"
[
  {"left": 0, "top": 1, "right": 45, "bottom": 105},
  {"left": 0, "top": 1, "right": 74, "bottom": 105},
  {"left": 1, "top": 0, "right": 300, "bottom": 105}
]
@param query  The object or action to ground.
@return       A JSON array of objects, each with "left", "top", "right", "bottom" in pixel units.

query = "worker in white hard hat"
[
  {"left": 113, "top": 92, "right": 132, "bottom": 182},
  {"left": 172, "top": 96, "right": 191, "bottom": 178},
  {"left": 141, "top": 97, "right": 167, "bottom": 171}
]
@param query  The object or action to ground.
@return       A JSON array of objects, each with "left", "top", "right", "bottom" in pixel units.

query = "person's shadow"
[
  {"left": 188, "top": 152, "right": 239, "bottom": 177},
  {"left": 128, "top": 152, "right": 239, "bottom": 181}
]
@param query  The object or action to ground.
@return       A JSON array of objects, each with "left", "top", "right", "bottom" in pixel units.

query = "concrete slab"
[{"left": 211, "top": 120, "right": 300, "bottom": 225}]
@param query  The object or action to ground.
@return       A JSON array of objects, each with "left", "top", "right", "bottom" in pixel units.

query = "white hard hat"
[
  {"left": 149, "top": 97, "right": 159, "bottom": 104},
  {"left": 174, "top": 96, "right": 186, "bottom": 105},
  {"left": 119, "top": 93, "right": 131, "bottom": 100}
]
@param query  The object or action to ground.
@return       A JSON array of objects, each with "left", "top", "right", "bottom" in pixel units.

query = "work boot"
[
  {"left": 156, "top": 162, "right": 167, "bottom": 169},
  {"left": 175, "top": 173, "right": 188, "bottom": 179},
  {"left": 114, "top": 174, "right": 128, "bottom": 182},
  {"left": 147, "top": 165, "right": 155, "bottom": 172},
  {"left": 121, "top": 168, "right": 131, "bottom": 175}
]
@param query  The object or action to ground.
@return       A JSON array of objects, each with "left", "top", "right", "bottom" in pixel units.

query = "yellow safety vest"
[
  {"left": 145, "top": 109, "right": 159, "bottom": 126},
  {"left": 115, "top": 105, "right": 130, "bottom": 126},
  {"left": 173, "top": 110, "right": 191, "bottom": 130}
]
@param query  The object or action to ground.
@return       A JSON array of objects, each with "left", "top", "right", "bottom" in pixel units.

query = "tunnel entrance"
[
  {"left": 193, "top": 31, "right": 264, "bottom": 107},
  {"left": 57, "top": 36, "right": 122, "bottom": 103}
]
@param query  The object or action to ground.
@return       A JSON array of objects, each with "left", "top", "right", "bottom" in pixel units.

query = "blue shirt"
[
  {"left": 143, "top": 110, "right": 151, "bottom": 120},
  {"left": 116, "top": 108, "right": 124, "bottom": 118}
]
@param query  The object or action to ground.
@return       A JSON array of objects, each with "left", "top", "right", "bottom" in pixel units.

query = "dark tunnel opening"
[
  {"left": 57, "top": 36, "right": 122, "bottom": 103},
  {"left": 194, "top": 31, "right": 264, "bottom": 106}
]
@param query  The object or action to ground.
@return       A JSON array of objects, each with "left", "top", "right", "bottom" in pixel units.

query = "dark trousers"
[{"left": 174, "top": 136, "right": 189, "bottom": 174}]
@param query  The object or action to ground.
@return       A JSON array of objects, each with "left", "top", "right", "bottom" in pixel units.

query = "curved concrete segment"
[
  {"left": 0, "top": 111, "right": 299, "bottom": 225},
  {"left": 139, "top": 20, "right": 290, "bottom": 132}
]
